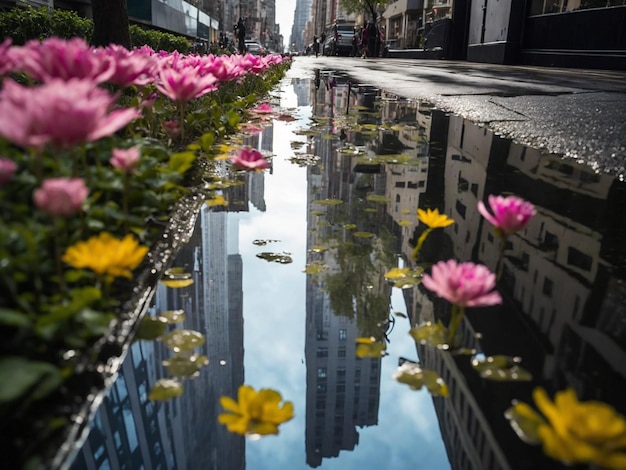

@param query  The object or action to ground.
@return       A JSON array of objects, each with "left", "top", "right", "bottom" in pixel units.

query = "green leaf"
[
  {"left": 168, "top": 151, "right": 196, "bottom": 175},
  {"left": 393, "top": 362, "right": 448, "bottom": 397},
  {"left": 355, "top": 337, "right": 387, "bottom": 358},
  {"left": 303, "top": 261, "right": 328, "bottom": 274},
  {"left": 409, "top": 322, "right": 449, "bottom": 349},
  {"left": 163, "top": 354, "right": 209, "bottom": 377},
  {"left": 0, "top": 357, "right": 62, "bottom": 403},
  {"left": 504, "top": 401, "right": 545, "bottom": 444},
  {"left": 160, "top": 310, "right": 186, "bottom": 324},
  {"left": 314, "top": 198, "right": 343, "bottom": 205},
  {"left": 256, "top": 252, "right": 293, "bottom": 264},
  {"left": 160, "top": 329, "right": 205, "bottom": 352},
  {"left": 135, "top": 316, "right": 168, "bottom": 341},
  {"left": 148, "top": 378, "right": 184, "bottom": 401},
  {"left": 0, "top": 308, "right": 31, "bottom": 328},
  {"left": 200, "top": 133, "right": 215, "bottom": 152},
  {"left": 471, "top": 355, "right": 533, "bottom": 381}
]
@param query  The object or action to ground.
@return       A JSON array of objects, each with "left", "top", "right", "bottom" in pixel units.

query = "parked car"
[
  {"left": 245, "top": 40, "right": 266, "bottom": 55},
  {"left": 322, "top": 22, "right": 355, "bottom": 56}
]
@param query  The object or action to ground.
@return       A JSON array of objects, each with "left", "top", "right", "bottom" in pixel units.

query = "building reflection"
[
  {"left": 306, "top": 69, "right": 625, "bottom": 470},
  {"left": 72, "top": 127, "right": 274, "bottom": 470}
]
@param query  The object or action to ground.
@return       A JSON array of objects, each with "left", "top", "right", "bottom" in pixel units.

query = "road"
[{"left": 288, "top": 56, "right": 626, "bottom": 178}]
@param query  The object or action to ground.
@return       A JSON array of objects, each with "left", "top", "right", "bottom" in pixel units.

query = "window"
[
  {"left": 316, "top": 347, "right": 328, "bottom": 358},
  {"left": 338, "top": 347, "right": 346, "bottom": 358},
  {"left": 317, "top": 368, "right": 327, "bottom": 378},
  {"left": 338, "top": 329, "right": 347, "bottom": 341}
]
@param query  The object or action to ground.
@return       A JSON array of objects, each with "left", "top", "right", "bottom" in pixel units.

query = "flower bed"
[{"left": 0, "top": 36, "right": 290, "bottom": 468}]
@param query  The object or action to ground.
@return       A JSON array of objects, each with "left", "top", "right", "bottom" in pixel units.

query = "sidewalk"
[{"left": 293, "top": 56, "right": 626, "bottom": 177}]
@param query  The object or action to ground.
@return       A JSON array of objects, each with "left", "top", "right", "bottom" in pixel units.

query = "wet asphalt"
[{"left": 289, "top": 55, "right": 626, "bottom": 179}]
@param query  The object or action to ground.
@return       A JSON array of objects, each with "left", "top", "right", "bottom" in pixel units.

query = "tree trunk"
[{"left": 91, "top": 0, "right": 131, "bottom": 49}]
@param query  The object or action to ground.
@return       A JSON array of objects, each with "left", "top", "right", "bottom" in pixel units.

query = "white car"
[{"left": 245, "top": 40, "right": 266, "bottom": 55}]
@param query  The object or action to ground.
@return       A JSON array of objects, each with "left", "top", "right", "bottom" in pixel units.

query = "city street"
[{"left": 290, "top": 56, "right": 626, "bottom": 178}]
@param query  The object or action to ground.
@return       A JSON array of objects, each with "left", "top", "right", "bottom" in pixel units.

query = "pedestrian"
[
  {"left": 313, "top": 35, "right": 319, "bottom": 57},
  {"left": 236, "top": 18, "right": 246, "bottom": 54},
  {"left": 351, "top": 31, "right": 358, "bottom": 57}
]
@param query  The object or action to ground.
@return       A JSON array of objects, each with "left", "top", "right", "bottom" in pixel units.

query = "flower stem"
[
  {"left": 447, "top": 304, "right": 465, "bottom": 347},
  {"left": 122, "top": 173, "right": 129, "bottom": 234},
  {"left": 178, "top": 102, "right": 186, "bottom": 144},
  {"left": 412, "top": 228, "right": 432, "bottom": 261},
  {"left": 54, "top": 219, "right": 67, "bottom": 295},
  {"left": 496, "top": 234, "right": 507, "bottom": 281}
]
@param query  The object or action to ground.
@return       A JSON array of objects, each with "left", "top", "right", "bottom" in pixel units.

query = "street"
[{"left": 289, "top": 56, "right": 626, "bottom": 177}]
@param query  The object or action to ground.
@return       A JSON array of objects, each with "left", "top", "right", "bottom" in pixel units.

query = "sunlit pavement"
[{"left": 288, "top": 55, "right": 626, "bottom": 177}]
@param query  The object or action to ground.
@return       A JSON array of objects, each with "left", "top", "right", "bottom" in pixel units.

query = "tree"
[
  {"left": 339, "top": 0, "right": 391, "bottom": 23},
  {"left": 91, "top": 0, "right": 131, "bottom": 48}
]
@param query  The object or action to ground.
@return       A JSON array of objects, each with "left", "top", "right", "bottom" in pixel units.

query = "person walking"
[
  {"left": 236, "top": 18, "right": 246, "bottom": 54},
  {"left": 313, "top": 35, "right": 319, "bottom": 57}
]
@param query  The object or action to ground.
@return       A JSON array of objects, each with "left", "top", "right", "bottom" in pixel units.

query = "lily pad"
[
  {"left": 256, "top": 252, "right": 293, "bottom": 264},
  {"left": 160, "top": 309, "right": 186, "bottom": 324},
  {"left": 393, "top": 362, "right": 448, "bottom": 397},
  {"left": 135, "top": 316, "right": 168, "bottom": 340},
  {"left": 314, "top": 198, "right": 344, "bottom": 205},
  {"left": 355, "top": 337, "right": 387, "bottom": 358},
  {"left": 149, "top": 378, "right": 184, "bottom": 401},
  {"left": 303, "top": 261, "right": 328, "bottom": 274},
  {"left": 409, "top": 322, "right": 449, "bottom": 349},
  {"left": 353, "top": 231, "right": 374, "bottom": 238},
  {"left": 163, "top": 354, "right": 209, "bottom": 377},
  {"left": 160, "top": 329, "right": 205, "bottom": 352},
  {"left": 253, "top": 239, "right": 280, "bottom": 246},
  {"left": 471, "top": 355, "right": 533, "bottom": 381},
  {"left": 504, "top": 401, "right": 545, "bottom": 444},
  {"left": 366, "top": 195, "right": 391, "bottom": 203}
]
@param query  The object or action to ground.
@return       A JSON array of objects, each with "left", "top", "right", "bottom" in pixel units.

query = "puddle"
[{"left": 72, "top": 69, "right": 626, "bottom": 470}]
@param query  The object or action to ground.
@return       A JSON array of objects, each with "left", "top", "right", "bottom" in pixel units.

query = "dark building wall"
[
  {"left": 521, "top": 5, "right": 626, "bottom": 70},
  {"left": 464, "top": 0, "right": 626, "bottom": 70}
]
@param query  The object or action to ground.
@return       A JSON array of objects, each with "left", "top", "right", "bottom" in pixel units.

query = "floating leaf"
[
  {"left": 317, "top": 221, "right": 331, "bottom": 227},
  {"left": 160, "top": 330, "right": 205, "bottom": 352},
  {"left": 162, "top": 268, "right": 194, "bottom": 288},
  {"left": 314, "top": 198, "right": 344, "bottom": 205},
  {"left": 135, "top": 316, "right": 168, "bottom": 340},
  {"left": 398, "top": 220, "right": 413, "bottom": 226},
  {"left": 256, "top": 252, "right": 293, "bottom": 264},
  {"left": 253, "top": 239, "right": 280, "bottom": 246},
  {"left": 355, "top": 337, "right": 387, "bottom": 358},
  {"left": 353, "top": 231, "right": 374, "bottom": 238},
  {"left": 310, "top": 210, "right": 326, "bottom": 216},
  {"left": 207, "top": 195, "right": 228, "bottom": 207},
  {"left": 384, "top": 267, "right": 410, "bottom": 280},
  {"left": 504, "top": 401, "right": 545, "bottom": 444},
  {"left": 393, "top": 362, "right": 448, "bottom": 397},
  {"left": 160, "top": 310, "right": 186, "bottom": 324},
  {"left": 409, "top": 322, "right": 449, "bottom": 349},
  {"left": 364, "top": 208, "right": 378, "bottom": 213},
  {"left": 149, "top": 378, "right": 184, "bottom": 401},
  {"left": 471, "top": 355, "right": 533, "bottom": 381},
  {"left": 366, "top": 194, "right": 391, "bottom": 203},
  {"left": 163, "top": 354, "right": 209, "bottom": 377},
  {"left": 303, "top": 261, "right": 328, "bottom": 274},
  {"left": 343, "top": 224, "right": 357, "bottom": 230},
  {"left": 310, "top": 246, "right": 328, "bottom": 253}
]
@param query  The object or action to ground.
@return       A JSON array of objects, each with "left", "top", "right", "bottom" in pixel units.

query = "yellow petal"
[{"left": 220, "top": 395, "right": 241, "bottom": 414}]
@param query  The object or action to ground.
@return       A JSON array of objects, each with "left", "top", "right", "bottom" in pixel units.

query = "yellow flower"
[
  {"left": 518, "top": 387, "right": 626, "bottom": 469},
  {"left": 63, "top": 232, "right": 149, "bottom": 279},
  {"left": 417, "top": 208, "right": 455, "bottom": 228},
  {"left": 218, "top": 385, "right": 294, "bottom": 437}
]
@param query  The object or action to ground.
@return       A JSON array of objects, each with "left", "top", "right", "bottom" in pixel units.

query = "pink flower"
[
  {"left": 478, "top": 195, "right": 536, "bottom": 236},
  {"left": 251, "top": 103, "right": 274, "bottom": 114},
  {"left": 422, "top": 260, "right": 502, "bottom": 307},
  {"left": 13, "top": 37, "right": 115, "bottom": 83},
  {"left": 0, "top": 38, "right": 13, "bottom": 75},
  {"left": 156, "top": 67, "right": 218, "bottom": 103},
  {"left": 97, "top": 45, "right": 157, "bottom": 88},
  {"left": 0, "top": 157, "right": 17, "bottom": 185},
  {"left": 230, "top": 148, "right": 270, "bottom": 170},
  {"left": 162, "top": 120, "right": 181, "bottom": 139},
  {"left": 0, "top": 78, "right": 140, "bottom": 149},
  {"left": 111, "top": 147, "right": 140, "bottom": 172},
  {"left": 33, "top": 177, "right": 89, "bottom": 217}
]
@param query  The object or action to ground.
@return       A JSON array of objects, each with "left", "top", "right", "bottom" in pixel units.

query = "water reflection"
[{"left": 73, "top": 68, "right": 625, "bottom": 470}]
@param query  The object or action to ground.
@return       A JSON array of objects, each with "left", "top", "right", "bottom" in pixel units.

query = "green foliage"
[
  {"left": 338, "top": 0, "right": 391, "bottom": 20},
  {"left": 130, "top": 24, "right": 190, "bottom": 53},
  {"left": 0, "top": 6, "right": 93, "bottom": 44}
]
